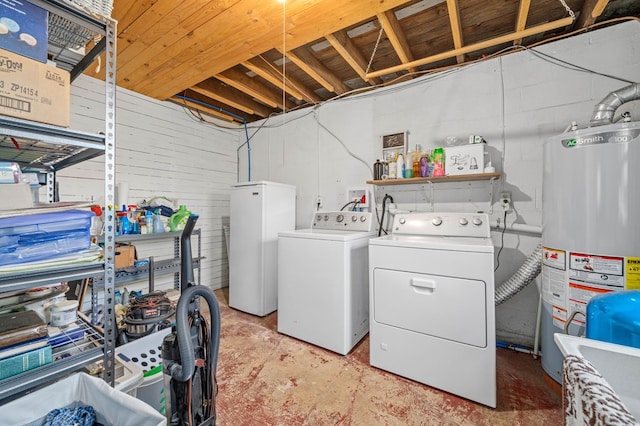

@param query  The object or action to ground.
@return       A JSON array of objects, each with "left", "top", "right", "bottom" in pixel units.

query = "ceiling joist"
[
  {"left": 446, "top": 0, "right": 465, "bottom": 63},
  {"left": 89, "top": 0, "right": 633, "bottom": 123},
  {"left": 366, "top": 16, "right": 575, "bottom": 79},
  {"left": 377, "top": 10, "right": 417, "bottom": 73}
]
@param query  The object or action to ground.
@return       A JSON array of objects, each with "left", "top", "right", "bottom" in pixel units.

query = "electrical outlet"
[{"left": 500, "top": 191, "right": 512, "bottom": 211}]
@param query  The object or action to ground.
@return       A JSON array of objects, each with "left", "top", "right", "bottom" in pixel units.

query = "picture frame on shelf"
[{"left": 381, "top": 131, "right": 408, "bottom": 162}]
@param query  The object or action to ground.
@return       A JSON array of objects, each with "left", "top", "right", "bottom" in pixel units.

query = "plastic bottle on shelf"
[
  {"left": 169, "top": 205, "right": 191, "bottom": 231},
  {"left": 432, "top": 147, "right": 446, "bottom": 176},
  {"left": 412, "top": 144, "right": 423, "bottom": 177},
  {"left": 404, "top": 154, "right": 413, "bottom": 178},
  {"left": 373, "top": 159, "right": 383, "bottom": 180},
  {"left": 145, "top": 210, "right": 154, "bottom": 234},
  {"left": 388, "top": 156, "right": 397, "bottom": 179},
  {"left": 397, "top": 153, "right": 405, "bottom": 179},
  {"left": 154, "top": 209, "right": 165, "bottom": 233},
  {"left": 419, "top": 154, "right": 430, "bottom": 177}
]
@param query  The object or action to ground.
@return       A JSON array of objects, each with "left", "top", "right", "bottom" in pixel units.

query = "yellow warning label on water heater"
[{"left": 626, "top": 257, "right": 640, "bottom": 289}]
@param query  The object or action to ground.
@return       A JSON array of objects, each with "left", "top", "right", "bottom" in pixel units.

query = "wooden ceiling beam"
[
  {"left": 192, "top": 79, "right": 272, "bottom": 117},
  {"left": 242, "top": 57, "right": 320, "bottom": 104},
  {"left": 366, "top": 17, "right": 574, "bottom": 79},
  {"left": 513, "top": 0, "right": 531, "bottom": 45},
  {"left": 86, "top": 0, "right": 242, "bottom": 81},
  {"left": 216, "top": 68, "right": 294, "bottom": 111},
  {"left": 446, "top": 0, "right": 465, "bottom": 64},
  {"left": 577, "top": 0, "right": 610, "bottom": 28},
  {"left": 283, "top": 47, "right": 349, "bottom": 95},
  {"left": 377, "top": 11, "right": 416, "bottom": 73},
  {"left": 326, "top": 32, "right": 383, "bottom": 86},
  {"left": 133, "top": 0, "right": 413, "bottom": 100},
  {"left": 241, "top": 60, "right": 304, "bottom": 101}
]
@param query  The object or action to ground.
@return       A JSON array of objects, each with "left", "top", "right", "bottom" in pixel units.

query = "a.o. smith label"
[{"left": 561, "top": 128, "right": 640, "bottom": 148}]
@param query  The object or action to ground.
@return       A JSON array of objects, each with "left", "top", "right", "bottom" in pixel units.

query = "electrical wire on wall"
[
  {"left": 494, "top": 209, "right": 508, "bottom": 272},
  {"left": 378, "top": 194, "right": 394, "bottom": 237},
  {"left": 174, "top": 16, "right": 639, "bottom": 198},
  {"left": 174, "top": 94, "right": 253, "bottom": 182}
]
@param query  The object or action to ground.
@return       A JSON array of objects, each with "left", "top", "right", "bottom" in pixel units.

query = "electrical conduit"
[{"left": 173, "top": 94, "right": 251, "bottom": 181}]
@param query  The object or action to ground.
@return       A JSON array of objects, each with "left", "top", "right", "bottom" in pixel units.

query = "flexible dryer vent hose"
[{"left": 495, "top": 241, "right": 543, "bottom": 305}]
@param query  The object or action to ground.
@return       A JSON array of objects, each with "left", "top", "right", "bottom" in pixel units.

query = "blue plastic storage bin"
[
  {"left": 586, "top": 290, "right": 640, "bottom": 349},
  {"left": 0, "top": 210, "right": 94, "bottom": 266}
]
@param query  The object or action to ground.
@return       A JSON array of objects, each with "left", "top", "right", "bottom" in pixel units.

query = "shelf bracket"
[
  {"left": 47, "top": 171, "right": 55, "bottom": 203},
  {"left": 428, "top": 182, "right": 434, "bottom": 212}
]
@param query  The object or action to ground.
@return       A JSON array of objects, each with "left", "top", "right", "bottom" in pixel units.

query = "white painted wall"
[
  {"left": 56, "top": 21, "right": 640, "bottom": 347},
  {"left": 238, "top": 21, "right": 640, "bottom": 347},
  {"left": 57, "top": 76, "right": 239, "bottom": 294}
]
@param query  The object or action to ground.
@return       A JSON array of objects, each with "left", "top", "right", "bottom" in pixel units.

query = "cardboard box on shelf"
[
  {"left": 115, "top": 244, "right": 136, "bottom": 269},
  {"left": 0, "top": 48, "right": 70, "bottom": 127},
  {"left": 0, "top": 181, "right": 33, "bottom": 210},
  {"left": 0, "top": 0, "right": 48, "bottom": 63}
]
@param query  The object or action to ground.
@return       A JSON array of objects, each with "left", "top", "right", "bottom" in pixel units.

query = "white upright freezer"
[{"left": 229, "top": 181, "right": 296, "bottom": 316}]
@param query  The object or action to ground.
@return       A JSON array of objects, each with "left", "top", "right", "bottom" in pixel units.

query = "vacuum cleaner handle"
[{"left": 180, "top": 214, "right": 199, "bottom": 290}]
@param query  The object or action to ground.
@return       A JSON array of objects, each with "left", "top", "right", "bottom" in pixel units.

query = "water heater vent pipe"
[{"left": 590, "top": 83, "right": 640, "bottom": 126}]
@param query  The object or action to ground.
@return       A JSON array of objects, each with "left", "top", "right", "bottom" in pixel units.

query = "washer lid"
[
  {"left": 279, "top": 228, "right": 376, "bottom": 242},
  {"left": 369, "top": 234, "right": 494, "bottom": 253}
]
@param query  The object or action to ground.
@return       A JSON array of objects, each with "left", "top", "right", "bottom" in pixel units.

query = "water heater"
[{"left": 541, "top": 120, "right": 640, "bottom": 383}]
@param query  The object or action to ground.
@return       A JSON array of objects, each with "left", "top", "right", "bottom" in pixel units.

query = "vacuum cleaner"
[{"left": 162, "top": 214, "right": 221, "bottom": 425}]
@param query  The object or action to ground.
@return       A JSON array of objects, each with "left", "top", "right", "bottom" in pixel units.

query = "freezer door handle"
[{"left": 410, "top": 277, "right": 436, "bottom": 294}]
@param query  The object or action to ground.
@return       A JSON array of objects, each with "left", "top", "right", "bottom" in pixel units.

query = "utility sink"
[{"left": 554, "top": 333, "right": 640, "bottom": 420}]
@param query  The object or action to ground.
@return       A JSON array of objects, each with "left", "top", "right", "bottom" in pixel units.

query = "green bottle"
[{"left": 169, "top": 205, "right": 191, "bottom": 231}]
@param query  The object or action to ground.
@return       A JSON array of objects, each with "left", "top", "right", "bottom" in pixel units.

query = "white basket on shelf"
[
  {"left": 59, "top": 0, "right": 114, "bottom": 19},
  {"left": 116, "top": 327, "right": 172, "bottom": 414}
]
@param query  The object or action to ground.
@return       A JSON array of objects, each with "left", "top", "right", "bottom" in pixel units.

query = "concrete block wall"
[
  {"left": 57, "top": 76, "right": 238, "bottom": 293},
  {"left": 55, "top": 21, "right": 640, "bottom": 346},
  {"left": 239, "top": 21, "right": 640, "bottom": 347}
]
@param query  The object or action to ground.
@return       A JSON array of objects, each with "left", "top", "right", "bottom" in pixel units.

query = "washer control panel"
[
  {"left": 313, "top": 211, "right": 373, "bottom": 232},
  {"left": 392, "top": 212, "right": 490, "bottom": 238}
]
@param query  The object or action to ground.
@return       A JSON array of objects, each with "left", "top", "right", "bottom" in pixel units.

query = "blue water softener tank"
[{"left": 586, "top": 290, "right": 640, "bottom": 348}]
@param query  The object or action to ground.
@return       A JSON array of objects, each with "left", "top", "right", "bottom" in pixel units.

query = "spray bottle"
[{"left": 154, "top": 209, "right": 165, "bottom": 233}]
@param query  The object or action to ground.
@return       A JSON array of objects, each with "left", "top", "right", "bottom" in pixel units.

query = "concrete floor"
[{"left": 214, "top": 288, "right": 563, "bottom": 425}]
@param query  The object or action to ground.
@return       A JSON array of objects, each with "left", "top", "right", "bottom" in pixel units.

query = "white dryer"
[
  {"left": 278, "top": 211, "right": 375, "bottom": 355},
  {"left": 368, "top": 212, "right": 496, "bottom": 408}
]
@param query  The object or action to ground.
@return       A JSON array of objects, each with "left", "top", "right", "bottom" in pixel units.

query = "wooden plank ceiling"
[{"left": 85, "top": 0, "right": 640, "bottom": 124}]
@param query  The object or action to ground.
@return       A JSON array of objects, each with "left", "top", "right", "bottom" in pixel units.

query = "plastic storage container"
[
  {"left": 586, "top": 290, "right": 640, "bottom": 348},
  {"left": 0, "top": 372, "right": 164, "bottom": 426},
  {"left": 0, "top": 209, "right": 94, "bottom": 266},
  {"left": 116, "top": 327, "right": 172, "bottom": 414}
]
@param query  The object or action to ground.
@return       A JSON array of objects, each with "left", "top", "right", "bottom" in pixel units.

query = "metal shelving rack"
[
  {"left": 93, "top": 229, "right": 203, "bottom": 292},
  {"left": 0, "top": 0, "right": 117, "bottom": 401}
]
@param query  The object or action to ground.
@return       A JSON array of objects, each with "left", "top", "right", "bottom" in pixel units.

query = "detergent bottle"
[
  {"left": 169, "top": 205, "right": 191, "bottom": 232},
  {"left": 432, "top": 147, "right": 446, "bottom": 176}
]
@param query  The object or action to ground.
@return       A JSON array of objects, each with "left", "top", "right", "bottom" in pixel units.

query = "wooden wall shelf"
[{"left": 366, "top": 172, "right": 500, "bottom": 185}]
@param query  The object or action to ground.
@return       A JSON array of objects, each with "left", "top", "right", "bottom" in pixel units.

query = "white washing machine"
[
  {"left": 369, "top": 212, "right": 496, "bottom": 408},
  {"left": 278, "top": 211, "right": 375, "bottom": 355}
]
